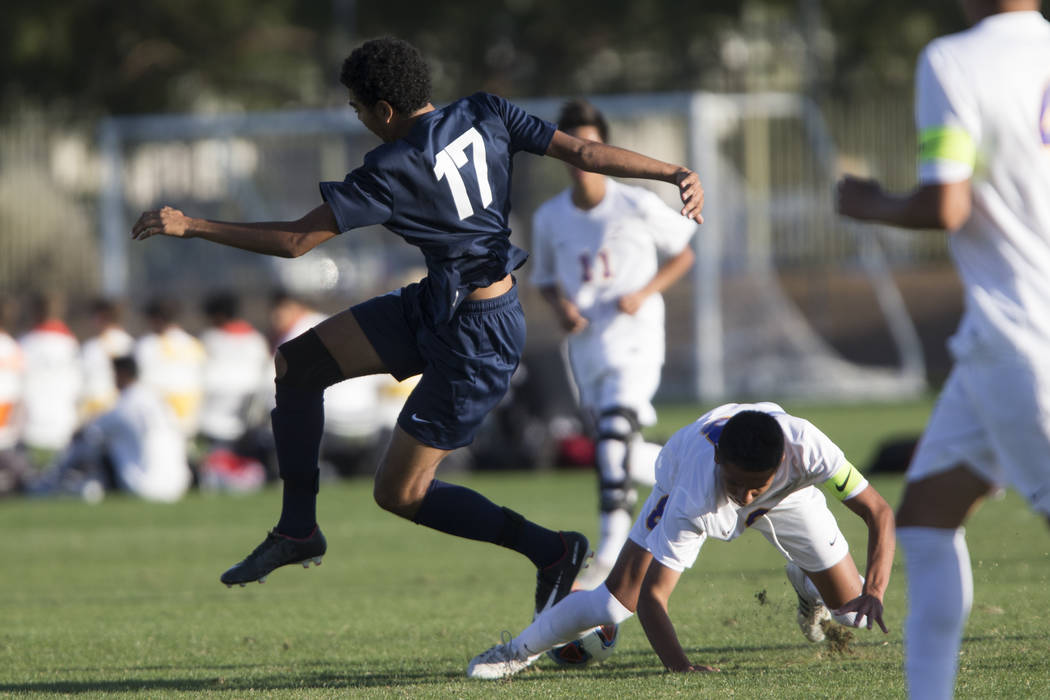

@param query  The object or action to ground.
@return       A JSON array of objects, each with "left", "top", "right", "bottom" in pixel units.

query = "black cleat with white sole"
[
  {"left": 534, "top": 531, "right": 590, "bottom": 616},
  {"left": 221, "top": 527, "right": 326, "bottom": 587}
]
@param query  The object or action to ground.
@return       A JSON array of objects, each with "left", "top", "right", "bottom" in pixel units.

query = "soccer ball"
[{"left": 546, "top": 624, "right": 619, "bottom": 667}]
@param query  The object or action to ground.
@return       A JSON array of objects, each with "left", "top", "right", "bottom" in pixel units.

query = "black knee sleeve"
[
  {"left": 599, "top": 478, "right": 637, "bottom": 513},
  {"left": 596, "top": 406, "right": 640, "bottom": 441},
  {"left": 276, "top": 329, "right": 345, "bottom": 391}
]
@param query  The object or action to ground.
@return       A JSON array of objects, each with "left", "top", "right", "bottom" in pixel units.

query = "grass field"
[{"left": 3, "top": 398, "right": 1049, "bottom": 698}]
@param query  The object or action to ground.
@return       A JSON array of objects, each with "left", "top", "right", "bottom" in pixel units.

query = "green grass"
[{"left": 2, "top": 398, "right": 1049, "bottom": 698}]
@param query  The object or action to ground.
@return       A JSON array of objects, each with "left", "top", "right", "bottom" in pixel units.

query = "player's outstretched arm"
[
  {"left": 545, "top": 130, "right": 704, "bottom": 223},
  {"left": 837, "top": 484, "right": 895, "bottom": 633},
  {"left": 131, "top": 203, "right": 340, "bottom": 258},
  {"left": 636, "top": 559, "right": 719, "bottom": 673},
  {"left": 836, "top": 176, "right": 971, "bottom": 231}
]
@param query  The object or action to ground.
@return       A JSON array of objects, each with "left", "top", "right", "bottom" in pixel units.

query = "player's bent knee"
[{"left": 275, "top": 329, "right": 344, "bottom": 391}]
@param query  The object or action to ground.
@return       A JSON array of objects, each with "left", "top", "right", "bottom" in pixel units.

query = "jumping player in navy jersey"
[{"left": 132, "top": 38, "right": 704, "bottom": 616}]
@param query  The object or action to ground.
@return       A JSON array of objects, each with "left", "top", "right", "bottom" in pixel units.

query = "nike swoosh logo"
[
  {"left": 834, "top": 477, "right": 848, "bottom": 492},
  {"left": 829, "top": 535, "right": 838, "bottom": 547},
  {"left": 410, "top": 413, "right": 433, "bottom": 424}
]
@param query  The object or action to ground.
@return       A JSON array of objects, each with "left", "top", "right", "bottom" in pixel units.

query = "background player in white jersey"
[
  {"left": 531, "top": 99, "right": 697, "bottom": 587},
  {"left": 837, "top": 3, "right": 1050, "bottom": 697},
  {"left": 468, "top": 404, "right": 895, "bottom": 678}
]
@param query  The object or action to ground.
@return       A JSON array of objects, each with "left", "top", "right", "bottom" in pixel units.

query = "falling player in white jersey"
[
  {"left": 838, "top": 3, "right": 1050, "bottom": 698},
  {"left": 468, "top": 404, "right": 895, "bottom": 679},
  {"left": 531, "top": 99, "right": 697, "bottom": 587}
]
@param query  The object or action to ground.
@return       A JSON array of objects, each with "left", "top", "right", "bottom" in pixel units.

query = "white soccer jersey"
[
  {"left": 80, "top": 326, "right": 135, "bottom": 419},
  {"left": 0, "top": 332, "right": 22, "bottom": 450},
  {"left": 642, "top": 402, "right": 866, "bottom": 572},
  {"left": 915, "top": 11, "right": 1050, "bottom": 360},
  {"left": 199, "top": 321, "right": 271, "bottom": 442},
  {"left": 86, "top": 382, "right": 192, "bottom": 502},
  {"left": 135, "top": 326, "right": 205, "bottom": 438},
  {"left": 19, "top": 322, "right": 82, "bottom": 450},
  {"left": 530, "top": 179, "right": 696, "bottom": 381}
]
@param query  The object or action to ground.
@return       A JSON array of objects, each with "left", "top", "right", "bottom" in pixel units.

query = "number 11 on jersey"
[{"left": 433, "top": 127, "right": 493, "bottom": 220}]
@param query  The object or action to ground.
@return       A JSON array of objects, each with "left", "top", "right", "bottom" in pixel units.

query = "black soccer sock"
[
  {"left": 412, "top": 480, "right": 564, "bottom": 569},
  {"left": 272, "top": 382, "right": 324, "bottom": 538}
]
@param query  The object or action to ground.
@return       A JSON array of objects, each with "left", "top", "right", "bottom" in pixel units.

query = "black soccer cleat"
[
  {"left": 534, "top": 531, "right": 591, "bottom": 616},
  {"left": 220, "top": 527, "right": 327, "bottom": 587}
]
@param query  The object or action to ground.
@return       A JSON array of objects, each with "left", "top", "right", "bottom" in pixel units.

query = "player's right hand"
[
  {"left": 674, "top": 169, "right": 704, "bottom": 224},
  {"left": 131, "top": 206, "right": 191, "bottom": 240}
]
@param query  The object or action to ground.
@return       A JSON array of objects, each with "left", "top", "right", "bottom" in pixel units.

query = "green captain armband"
[
  {"left": 918, "top": 126, "right": 976, "bottom": 168},
  {"left": 822, "top": 462, "right": 867, "bottom": 502}
]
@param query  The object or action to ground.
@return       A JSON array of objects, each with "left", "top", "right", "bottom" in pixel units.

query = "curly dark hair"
[
  {"left": 340, "top": 37, "right": 432, "bottom": 114},
  {"left": 557, "top": 99, "right": 609, "bottom": 142},
  {"left": 715, "top": 411, "right": 785, "bottom": 473}
]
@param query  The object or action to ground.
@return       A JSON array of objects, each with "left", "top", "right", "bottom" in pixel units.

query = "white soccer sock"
[
  {"left": 514, "top": 583, "right": 634, "bottom": 657},
  {"left": 596, "top": 509, "right": 632, "bottom": 566},
  {"left": 898, "top": 526, "right": 973, "bottom": 700},
  {"left": 596, "top": 438, "right": 629, "bottom": 484}
]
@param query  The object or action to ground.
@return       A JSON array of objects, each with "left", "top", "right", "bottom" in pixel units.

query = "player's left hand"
[
  {"left": 131, "top": 206, "right": 191, "bottom": 240},
  {"left": 618, "top": 291, "right": 648, "bottom": 315},
  {"left": 834, "top": 593, "right": 888, "bottom": 633},
  {"left": 836, "top": 175, "right": 885, "bottom": 221},
  {"left": 674, "top": 169, "right": 704, "bottom": 224}
]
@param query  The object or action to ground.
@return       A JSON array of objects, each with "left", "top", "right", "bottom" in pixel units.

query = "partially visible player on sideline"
[
  {"left": 79, "top": 298, "right": 135, "bottom": 420},
  {"left": 531, "top": 99, "right": 697, "bottom": 587},
  {"left": 131, "top": 37, "right": 703, "bottom": 617},
  {"left": 198, "top": 291, "right": 271, "bottom": 448},
  {"left": 467, "top": 403, "right": 895, "bottom": 679},
  {"left": 18, "top": 293, "right": 81, "bottom": 467},
  {"left": 837, "top": 3, "right": 1050, "bottom": 698},
  {"left": 135, "top": 297, "right": 206, "bottom": 440}
]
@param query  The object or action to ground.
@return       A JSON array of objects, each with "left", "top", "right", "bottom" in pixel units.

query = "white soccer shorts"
[
  {"left": 908, "top": 354, "right": 1050, "bottom": 515},
  {"left": 574, "top": 362, "right": 662, "bottom": 428},
  {"left": 629, "top": 483, "right": 849, "bottom": 574}
]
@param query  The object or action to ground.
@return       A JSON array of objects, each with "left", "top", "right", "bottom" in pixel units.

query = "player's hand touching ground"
[
  {"left": 834, "top": 593, "right": 888, "bottom": 633},
  {"left": 132, "top": 206, "right": 191, "bottom": 240},
  {"left": 674, "top": 169, "right": 704, "bottom": 223}
]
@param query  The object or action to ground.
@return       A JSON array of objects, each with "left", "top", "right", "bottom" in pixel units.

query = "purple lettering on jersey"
[
  {"left": 1041, "top": 82, "right": 1050, "bottom": 147},
  {"left": 745, "top": 508, "right": 770, "bottom": 528},
  {"left": 700, "top": 417, "right": 730, "bottom": 446},
  {"left": 646, "top": 494, "right": 670, "bottom": 531}
]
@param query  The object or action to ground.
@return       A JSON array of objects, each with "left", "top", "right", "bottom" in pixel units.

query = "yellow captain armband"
[
  {"left": 918, "top": 126, "right": 976, "bottom": 168},
  {"left": 822, "top": 462, "right": 867, "bottom": 502}
]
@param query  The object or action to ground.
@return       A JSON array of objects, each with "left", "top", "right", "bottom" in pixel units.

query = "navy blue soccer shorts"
[{"left": 350, "top": 280, "right": 525, "bottom": 450}]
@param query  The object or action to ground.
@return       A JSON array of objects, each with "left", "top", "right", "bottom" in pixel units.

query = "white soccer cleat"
[
  {"left": 467, "top": 632, "right": 538, "bottom": 680},
  {"left": 785, "top": 563, "right": 831, "bottom": 643}
]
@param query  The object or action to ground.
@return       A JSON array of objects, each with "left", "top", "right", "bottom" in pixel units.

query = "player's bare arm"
[
  {"left": 835, "top": 484, "right": 895, "bottom": 632},
  {"left": 131, "top": 203, "right": 340, "bottom": 258},
  {"left": 619, "top": 245, "right": 695, "bottom": 315},
  {"left": 636, "top": 559, "right": 719, "bottom": 673},
  {"left": 546, "top": 130, "right": 704, "bottom": 223},
  {"left": 836, "top": 176, "right": 971, "bottom": 231},
  {"left": 538, "top": 285, "right": 588, "bottom": 333}
]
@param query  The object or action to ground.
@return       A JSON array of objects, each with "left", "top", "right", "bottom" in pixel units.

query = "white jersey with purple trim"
[
  {"left": 530, "top": 178, "right": 696, "bottom": 379},
  {"left": 915, "top": 11, "right": 1050, "bottom": 359},
  {"left": 644, "top": 402, "right": 866, "bottom": 572}
]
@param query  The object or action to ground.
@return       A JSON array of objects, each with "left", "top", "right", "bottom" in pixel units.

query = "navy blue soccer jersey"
[{"left": 319, "top": 92, "right": 556, "bottom": 323}]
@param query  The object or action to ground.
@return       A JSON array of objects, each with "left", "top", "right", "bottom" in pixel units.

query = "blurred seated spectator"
[
  {"left": 27, "top": 356, "right": 192, "bottom": 502},
  {"left": 198, "top": 290, "right": 271, "bottom": 448},
  {"left": 79, "top": 297, "right": 135, "bottom": 420},
  {"left": 18, "top": 293, "right": 81, "bottom": 468},
  {"left": 135, "top": 296, "right": 205, "bottom": 440}
]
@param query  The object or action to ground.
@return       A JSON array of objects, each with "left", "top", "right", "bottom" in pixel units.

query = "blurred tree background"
[{"left": 0, "top": 0, "right": 983, "bottom": 120}]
